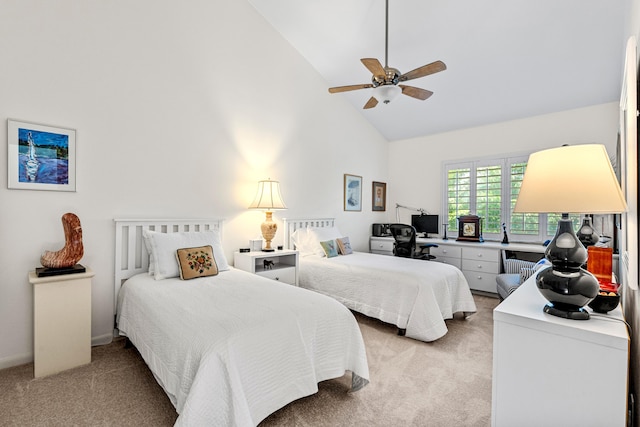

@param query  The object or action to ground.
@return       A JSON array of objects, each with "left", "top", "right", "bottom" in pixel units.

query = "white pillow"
[
  {"left": 307, "top": 226, "right": 344, "bottom": 256},
  {"left": 291, "top": 228, "right": 315, "bottom": 255},
  {"left": 142, "top": 231, "right": 155, "bottom": 275},
  {"left": 143, "top": 230, "right": 229, "bottom": 280}
]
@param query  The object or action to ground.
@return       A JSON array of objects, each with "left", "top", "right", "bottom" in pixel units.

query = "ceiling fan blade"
[
  {"left": 328, "top": 83, "right": 374, "bottom": 94},
  {"left": 399, "top": 60, "right": 447, "bottom": 82},
  {"left": 399, "top": 85, "right": 433, "bottom": 100},
  {"left": 361, "top": 58, "right": 386, "bottom": 78},
  {"left": 363, "top": 97, "right": 378, "bottom": 109}
]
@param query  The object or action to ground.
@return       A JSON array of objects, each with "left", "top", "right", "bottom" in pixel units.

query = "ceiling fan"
[{"left": 328, "top": 0, "right": 446, "bottom": 109}]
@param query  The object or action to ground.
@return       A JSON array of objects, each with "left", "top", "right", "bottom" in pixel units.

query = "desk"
[
  {"left": 369, "top": 236, "right": 546, "bottom": 293},
  {"left": 492, "top": 275, "right": 629, "bottom": 426}
]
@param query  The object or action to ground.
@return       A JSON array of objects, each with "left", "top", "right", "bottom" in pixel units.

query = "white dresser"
[{"left": 492, "top": 275, "right": 629, "bottom": 426}]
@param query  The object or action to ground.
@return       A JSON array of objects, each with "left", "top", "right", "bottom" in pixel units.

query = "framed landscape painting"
[
  {"left": 344, "top": 174, "right": 362, "bottom": 211},
  {"left": 7, "top": 119, "right": 76, "bottom": 191}
]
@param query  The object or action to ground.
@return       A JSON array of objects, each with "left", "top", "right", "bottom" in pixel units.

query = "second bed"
[{"left": 284, "top": 218, "right": 477, "bottom": 342}]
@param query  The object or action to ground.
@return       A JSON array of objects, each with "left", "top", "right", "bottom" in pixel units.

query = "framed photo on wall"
[
  {"left": 372, "top": 181, "right": 386, "bottom": 211},
  {"left": 7, "top": 119, "right": 76, "bottom": 192},
  {"left": 344, "top": 174, "right": 362, "bottom": 211}
]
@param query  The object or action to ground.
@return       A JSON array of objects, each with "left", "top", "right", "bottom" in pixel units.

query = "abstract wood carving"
[{"left": 40, "top": 212, "right": 84, "bottom": 268}]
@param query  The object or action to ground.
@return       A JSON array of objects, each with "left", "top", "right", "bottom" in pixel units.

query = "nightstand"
[
  {"left": 233, "top": 250, "right": 299, "bottom": 286},
  {"left": 28, "top": 267, "right": 95, "bottom": 378}
]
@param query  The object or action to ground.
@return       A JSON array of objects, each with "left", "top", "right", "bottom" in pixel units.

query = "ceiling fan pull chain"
[{"left": 384, "top": 0, "right": 389, "bottom": 68}]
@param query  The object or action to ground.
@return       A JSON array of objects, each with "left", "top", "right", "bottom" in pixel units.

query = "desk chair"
[{"left": 389, "top": 224, "right": 438, "bottom": 260}]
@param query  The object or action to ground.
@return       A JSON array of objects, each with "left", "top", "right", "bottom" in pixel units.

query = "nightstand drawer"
[
  {"left": 370, "top": 238, "right": 394, "bottom": 254},
  {"left": 257, "top": 267, "right": 296, "bottom": 285}
]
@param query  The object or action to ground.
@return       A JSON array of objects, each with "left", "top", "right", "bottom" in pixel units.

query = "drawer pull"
[
  {"left": 275, "top": 277, "right": 280, "bottom": 281},
  {"left": 477, "top": 254, "right": 483, "bottom": 258},
  {"left": 477, "top": 276, "right": 482, "bottom": 279},
  {"left": 443, "top": 250, "right": 448, "bottom": 254},
  {"left": 477, "top": 265, "right": 483, "bottom": 269}
]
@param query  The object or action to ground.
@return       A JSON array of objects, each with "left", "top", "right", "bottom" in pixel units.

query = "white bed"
[
  {"left": 284, "top": 218, "right": 477, "bottom": 342},
  {"left": 114, "top": 219, "right": 369, "bottom": 427}
]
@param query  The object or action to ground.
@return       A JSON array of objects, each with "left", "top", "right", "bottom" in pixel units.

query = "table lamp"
[
  {"left": 513, "top": 144, "right": 627, "bottom": 320},
  {"left": 248, "top": 179, "right": 287, "bottom": 252}
]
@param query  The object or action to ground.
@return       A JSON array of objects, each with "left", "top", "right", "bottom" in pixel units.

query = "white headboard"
[
  {"left": 113, "top": 218, "right": 223, "bottom": 309},
  {"left": 283, "top": 218, "right": 335, "bottom": 250}
]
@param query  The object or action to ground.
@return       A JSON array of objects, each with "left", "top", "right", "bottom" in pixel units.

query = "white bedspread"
[
  {"left": 298, "top": 252, "right": 477, "bottom": 342},
  {"left": 116, "top": 269, "right": 369, "bottom": 426}
]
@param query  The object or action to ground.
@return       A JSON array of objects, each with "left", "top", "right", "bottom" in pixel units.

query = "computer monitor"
[{"left": 411, "top": 214, "right": 439, "bottom": 236}]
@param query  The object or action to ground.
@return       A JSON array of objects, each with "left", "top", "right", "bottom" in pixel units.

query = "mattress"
[
  {"left": 116, "top": 268, "right": 369, "bottom": 426},
  {"left": 298, "top": 252, "right": 477, "bottom": 342}
]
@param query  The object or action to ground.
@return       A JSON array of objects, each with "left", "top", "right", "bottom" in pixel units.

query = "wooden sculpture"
[{"left": 40, "top": 212, "right": 84, "bottom": 268}]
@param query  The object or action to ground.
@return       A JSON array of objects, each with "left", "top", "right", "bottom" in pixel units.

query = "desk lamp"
[
  {"left": 513, "top": 144, "right": 627, "bottom": 320},
  {"left": 248, "top": 179, "right": 287, "bottom": 252}
]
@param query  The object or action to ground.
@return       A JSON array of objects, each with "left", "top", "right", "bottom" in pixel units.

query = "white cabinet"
[
  {"left": 369, "top": 236, "right": 394, "bottom": 256},
  {"left": 460, "top": 246, "right": 501, "bottom": 293},
  {"left": 492, "top": 276, "right": 629, "bottom": 426},
  {"left": 233, "top": 250, "right": 299, "bottom": 286},
  {"left": 430, "top": 244, "right": 462, "bottom": 269},
  {"left": 29, "top": 268, "right": 95, "bottom": 378}
]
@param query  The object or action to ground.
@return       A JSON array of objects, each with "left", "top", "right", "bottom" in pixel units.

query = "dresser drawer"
[
  {"left": 463, "top": 271, "right": 498, "bottom": 293},
  {"left": 434, "top": 256, "right": 462, "bottom": 269},
  {"left": 462, "top": 258, "right": 500, "bottom": 274},
  {"left": 431, "top": 245, "right": 462, "bottom": 259},
  {"left": 257, "top": 267, "right": 296, "bottom": 285},
  {"left": 461, "top": 246, "right": 499, "bottom": 262},
  {"left": 370, "top": 238, "right": 394, "bottom": 255}
]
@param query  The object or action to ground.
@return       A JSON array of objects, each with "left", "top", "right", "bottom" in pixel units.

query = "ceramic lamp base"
[{"left": 543, "top": 303, "right": 590, "bottom": 320}]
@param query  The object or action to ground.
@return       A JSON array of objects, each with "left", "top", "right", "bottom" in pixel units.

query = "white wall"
[
  {"left": 0, "top": 0, "right": 389, "bottom": 368},
  {"left": 388, "top": 102, "right": 620, "bottom": 224}
]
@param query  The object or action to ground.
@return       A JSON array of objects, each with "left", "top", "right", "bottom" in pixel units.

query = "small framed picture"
[
  {"left": 372, "top": 181, "right": 386, "bottom": 211},
  {"left": 7, "top": 119, "right": 76, "bottom": 192},
  {"left": 344, "top": 174, "right": 362, "bottom": 211}
]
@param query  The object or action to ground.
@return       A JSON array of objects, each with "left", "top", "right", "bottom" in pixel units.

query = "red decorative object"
[{"left": 40, "top": 213, "right": 84, "bottom": 268}]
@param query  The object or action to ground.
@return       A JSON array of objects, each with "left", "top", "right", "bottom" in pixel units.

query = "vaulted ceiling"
[{"left": 249, "top": 0, "right": 629, "bottom": 141}]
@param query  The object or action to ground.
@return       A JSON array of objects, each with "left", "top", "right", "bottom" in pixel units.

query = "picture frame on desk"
[{"left": 457, "top": 215, "right": 483, "bottom": 242}]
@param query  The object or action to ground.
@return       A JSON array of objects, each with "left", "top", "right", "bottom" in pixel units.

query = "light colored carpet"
[{"left": 0, "top": 294, "right": 498, "bottom": 426}]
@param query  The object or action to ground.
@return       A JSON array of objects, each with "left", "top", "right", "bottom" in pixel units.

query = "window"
[{"left": 443, "top": 154, "right": 579, "bottom": 242}]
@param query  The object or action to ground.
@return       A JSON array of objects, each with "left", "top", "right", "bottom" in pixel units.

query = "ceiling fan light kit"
[
  {"left": 373, "top": 85, "right": 401, "bottom": 104},
  {"left": 328, "top": 0, "right": 446, "bottom": 109}
]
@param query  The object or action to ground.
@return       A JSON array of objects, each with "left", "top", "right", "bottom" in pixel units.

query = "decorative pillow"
[
  {"left": 336, "top": 236, "right": 353, "bottom": 255},
  {"left": 176, "top": 245, "right": 218, "bottom": 280},
  {"left": 308, "top": 226, "right": 344, "bottom": 256},
  {"left": 143, "top": 230, "right": 229, "bottom": 280},
  {"left": 319, "top": 240, "right": 339, "bottom": 258}
]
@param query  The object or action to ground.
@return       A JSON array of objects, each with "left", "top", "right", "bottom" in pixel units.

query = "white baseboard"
[
  {"left": 0, "top": 352, "right": 32, "bottom": 371},
  {"left": 0, "top": 334, "right": 115, "bottom": 371}
]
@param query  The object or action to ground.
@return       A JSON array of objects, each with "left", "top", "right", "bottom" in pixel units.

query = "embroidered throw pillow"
[
  {"left": 319, "top": 240, "right": 339, "bottom": 258},
  {"left": 176, "top": 245, "right": 218, "bottom": 280},
  {"left": 336, "top": 236, "right": 353, "bottom": 255}
]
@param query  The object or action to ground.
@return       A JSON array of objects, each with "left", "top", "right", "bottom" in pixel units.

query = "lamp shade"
[
  {"left": 373, "top": 85, "right": 401, "bottom": 104},
  {"left": 513, "top": 144, "right": 627, "bottom": 214},
  {"left": 248, "top": 179, "right": 287, "bottom": 211}
]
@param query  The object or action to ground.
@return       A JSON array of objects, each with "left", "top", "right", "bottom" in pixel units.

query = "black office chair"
[{"left": 389, "top": 224, "right": 438, "bottom": 260}]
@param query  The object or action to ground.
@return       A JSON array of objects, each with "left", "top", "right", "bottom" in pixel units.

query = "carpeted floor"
[{"left": 0, "top": 294, "right": 498, "bottom": 426}]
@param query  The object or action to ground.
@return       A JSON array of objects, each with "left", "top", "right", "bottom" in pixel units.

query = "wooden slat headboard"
[
  {"left": 283, "top": 218, "right": 335, "bottom": 250},
  {"left": 113, "top": 218, "right": 223, "bottom": 309}
]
